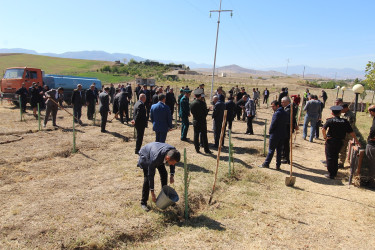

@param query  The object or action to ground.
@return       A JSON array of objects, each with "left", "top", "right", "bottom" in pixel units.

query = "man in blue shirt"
[
  {"left": 150, "top": 94, "right": 172, "bottom": 143},
  {"left": 259, "top": 101, "right": 288, "bottom": 170},
  {"left": 137, "top": 142, "right": 180, "bottom": 211}
]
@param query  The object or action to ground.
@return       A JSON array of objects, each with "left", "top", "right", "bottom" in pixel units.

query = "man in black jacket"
[
  {"left": 99, "top": 87, "right": 111, "bottom": 132},
  {"left": 190, "top": 88, "right": 211, "bottom": 153},
  {"left": 15, "top": 83, "right": 28, "bottom": 113},
  {"left": 71, "top": 84, "right": 84, "bottom": 125},
  {"left": 236, "top": 95, "right": 248, "bottom": 121},
  {"left": 132, "top": 94, "right": 147, "bottom": 154},
  {"left": 212, "top": 95, "right": 226, "bottom": 148},
  {"left": 225, "top": 96, "right": 236, "bottom": 133},
  {"left": 86, "top": 84, "right": 98, "bottom": 120},
  {"left": 281, "top": 96, "right": 297, "bottom": 164},
  {"left": 166, "top": 88, "right": 176, "bottom": 117},
  {"left": 118, "top": 88, "right": 129, "bottom": 124}
]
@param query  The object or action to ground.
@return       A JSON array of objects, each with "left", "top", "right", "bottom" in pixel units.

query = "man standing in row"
[
  {"left": 86, "top": 84, "right": 98, "bottom": 120},
  {"left": 71, "top": 84, "right": 84, "bottom": 125},
  {"left": 44, "top": 87, "right": 64, "bottom": 127},
  {"left": 132, "top": 94, "right": 147, "bottom": 154},
  {"left": 118, "top": 88, "right": 129, "bottom": 124},
  {"left": 263, "top": 88, "right": 269, "bottom": 104},
  {"left": 179, "top": 88, "right": 192, "bottom": 141},
  {"left": 150, "top": 94, "right": 172, "bottom": 143},
  {"left": 190, "top": 88, "right": 211, "bottom": 154},
  {"left": 303, "top": 94, "right": 321, "bottom": 142},
  {"left": 212, "top": 95, "right": 225, "bottom": 148},
  {"left": 236, "top": 95, "right": 247, "bottom": 121},
  {"left": 281, "top": 96, "right": 297, "bottom": 164},
  {"left": 245, "top": 95, "right": 256, "bottom": 135},
  {"left": 166, "top": 88, "right": 176, "bottom": 118},
  {"left": 259, "top": 101, "right": 287, "bottom": 170},
  {"left": 16, "top": 83, "right": 28, "bottom": 113},
  {"left": 137, "top": 142, "right": 181, "bottom": 211},
  {"left": 99, "top": 87, "right": 111, "bottom": 133}
]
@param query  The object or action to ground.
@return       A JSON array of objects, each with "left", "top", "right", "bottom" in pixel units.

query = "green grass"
[
  {"left": 76, "top": 72, "right": 134, "bottom": 84},
  {"left": 0, "top": 53, "right": 110, "bottom": 75}
]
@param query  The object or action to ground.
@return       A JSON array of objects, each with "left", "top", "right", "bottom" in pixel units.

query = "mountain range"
[{"left": 0, "top": 48, "right": 365, "bottom": 79}]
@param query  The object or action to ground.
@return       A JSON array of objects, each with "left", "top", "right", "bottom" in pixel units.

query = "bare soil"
[{"left": 1, "top": 81, "right": 375, "bottom": 249}]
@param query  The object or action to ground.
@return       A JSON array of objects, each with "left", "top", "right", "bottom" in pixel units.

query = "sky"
[{"left": 1, "top": 0, "right": 374, "bottom": 71}]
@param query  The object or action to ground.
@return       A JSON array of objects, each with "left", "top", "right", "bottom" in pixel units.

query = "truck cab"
[{"left": 1, "top": 67, "right": 44, "bottom": 101}]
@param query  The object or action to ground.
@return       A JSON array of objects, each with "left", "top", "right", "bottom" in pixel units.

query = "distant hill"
[
  {"left": 196, "top": 64, "right": 286, "bottom": 77},
  {"left": 0, "top": 53, "right": 110, "bottom": 75},
  {"left": 0, "top": 48, "right": 146, "bottom": 64}
]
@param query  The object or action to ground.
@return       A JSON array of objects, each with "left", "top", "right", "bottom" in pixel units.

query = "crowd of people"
[{"left": 13, "top": 81, "right": 375, "bottom": 209}]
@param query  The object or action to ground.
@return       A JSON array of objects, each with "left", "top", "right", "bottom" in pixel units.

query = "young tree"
[{"left": 365, "top": 61, "right": 375, "bottom": 103}]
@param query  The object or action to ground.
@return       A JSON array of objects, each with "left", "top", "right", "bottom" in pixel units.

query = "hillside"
[
  {"left": 0, "top": 53, "right": 111, "bottom": 75},
  {"left": 196, "top": 64, "right": 286, "bottom": 77}
]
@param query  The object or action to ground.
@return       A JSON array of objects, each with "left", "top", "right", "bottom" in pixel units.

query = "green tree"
[{"left": 365, "top": 61, "right": 375, "bottom": 103}]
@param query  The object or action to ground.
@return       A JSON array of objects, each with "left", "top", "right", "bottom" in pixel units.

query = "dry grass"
[{"left": 1, "top": 77, "right": 375, "bottom": 249}]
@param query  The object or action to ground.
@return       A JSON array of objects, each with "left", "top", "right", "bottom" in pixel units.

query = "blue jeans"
[
  {"left": 303, "top": 114, "right": 318, "bottom": 142},
  {"left": 155, "top": 131, "right": 167, "bottom": 143}
]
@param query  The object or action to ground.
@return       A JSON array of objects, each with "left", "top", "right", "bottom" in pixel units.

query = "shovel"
[{"left": 286, "top": 101, "right": 296, "bottom": 186}]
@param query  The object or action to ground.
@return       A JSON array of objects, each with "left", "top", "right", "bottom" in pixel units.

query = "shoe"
[
  {"left": 78, "top": 120, "right": 83, "bottom": 125},
  {"left": 276, "top": 165, "right": 281, "bottom": 170},
  {"left": 53, "top": 124, "right": 58, "bottom": 127},
  {"left": 101, "top": 130, "right": 107, "bottom": 133},
  {"left": 324, "top": 174, "right": 334, "bottom": 179},
  {"left": 195, "top": 149, "right": 201, "bottom": 153},
  {"left": 258, "top": 164, "right": 269, "bottom": 168},
  {"left": 135, "top": 151, "right": 139, "bottom": 155},
  {"left": 302, "top": 136, "right": 306, "bottom": 140},
  {"left": 281, "top": 159, "right": 290, "bottom": 164},
  {"left": 204, "top": 150, "right": 213, "bottom": 154},
  {"left": 141, "top": 204, "right": 150, "bottom": 212},
  {"left": 181, "top": 138, "right": 188, "bottom": 142},
  {"left": 338, "top": 164, "right": 344, "bottom": 169}
]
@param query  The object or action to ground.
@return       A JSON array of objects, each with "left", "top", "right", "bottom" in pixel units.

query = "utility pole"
[
  {"left": 302, "top": 66, "right": 305, "bottom": 79},
  {"left": 209, "top": 0, "right": 233, "bottom": 100},
  {"left": 285, "top": 58, "right": 290, "bottom": 76}
]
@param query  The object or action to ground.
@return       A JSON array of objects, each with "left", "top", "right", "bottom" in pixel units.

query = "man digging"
[{"left": 137, "top": 142, "right": 180, "bottom": 211}]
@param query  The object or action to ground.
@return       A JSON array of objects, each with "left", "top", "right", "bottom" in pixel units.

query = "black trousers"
[
  {"left": 141, "top": 164, "right": 168, "bottom": 205},
  {"left": 44, "top": 106, "right": 58, "bottom": 125},
  {"left": 214, "top": 121, "right": 224, "bottom": 147},
  {"left": 227, "top": 120, "right": 233, "bottom": 131},
  {"left": 246, "top": 116, "right": 254, "bottom": 134},
  {"left": 325, "top": 138, "right": 343, "bottom": 178},
  {"left": 135, "top": 125, "right": 145, "bottom": 153},
  {"left": 100, "top": 110, "right": 108, "bottom": 132},
  {"left": 73, "top": 106, "right": 82, "bottom": 123},
  {"left": 263, "top": 95, "right": 269, "bottom": 104},
  {"left": 236, "top": 109, "right": 242, "bottom": 120},
  {"left": 168, "top": 105, "right": 174, "bottom": 118},
  {"left": 282, "top": 130, "right": 291, "bottom": 161},
  {"left": 315, "top": 120, "right": 322, "bottom": 138},
  {"left": 87, "top": 102, "right": 96, "bottom": 120},
  {"left": 119, "top": 103, "right": 129, "bottom": 123},
  {"left": 194, "top": 123, "right": 209, "bottom": 151}
]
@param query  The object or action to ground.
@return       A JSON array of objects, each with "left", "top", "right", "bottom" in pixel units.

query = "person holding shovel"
[
  {"left": 322, "top": 106, "right": 360, "bottom": 179},
  {"left": 259, "top": 100, "right": 288, "bottom": 170},
  {"left": 43, "top": 87, "right": 64, "bottom": 127},
  {"left": 137, "top": 142, "right": 181, "bottom": 212}
]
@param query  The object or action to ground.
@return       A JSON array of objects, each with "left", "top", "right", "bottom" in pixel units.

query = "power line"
[{"left": 209, "top": 0, "right": 233, "bottom": 100}]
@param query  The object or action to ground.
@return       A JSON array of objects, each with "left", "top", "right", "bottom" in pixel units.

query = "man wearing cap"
[
  {"left": 99, "top": 87, "right": 111, "bottom": 132},
  {"left": 322, "top": 106, "right": 360, "bottom": 179},
  {"left": 366, "top": 105, "right": 375, "bottom": 186},
  {"left": 71, "top": 84, "right": 84, "bottom": 125},
  {"left": 338, "top": 103, "right": 356, "bottom": 168},
  {"left": 137, "top": 142, "right": 180, "bottom": 211},
  {"left": 179, "top": 88, "right": 192, "bottom": 141},
  {"left": 190, "top": 88, "right": 211, "bottom": 153},
  {"left": 212, "top": 95, "right": 226, "bottom": 148},
  {"left": 150, "top": 94, "right": 172, "bottom": 143}
]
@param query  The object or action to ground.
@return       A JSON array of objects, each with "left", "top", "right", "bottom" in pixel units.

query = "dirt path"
[{"left": 1, "top": 88, "right": 375, "bottom": 249}]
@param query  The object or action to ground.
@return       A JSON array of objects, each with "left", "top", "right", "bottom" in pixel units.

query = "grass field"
[
  {"left": 355, "top": 112, "right": 373, "bottom": 144},
  {"left": 76, "top": 72, "right": 134, "bottom": 85}
]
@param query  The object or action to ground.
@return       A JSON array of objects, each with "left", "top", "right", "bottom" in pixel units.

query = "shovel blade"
[{"left": 285, "top": 176, "right": 296, "bottom": 186}]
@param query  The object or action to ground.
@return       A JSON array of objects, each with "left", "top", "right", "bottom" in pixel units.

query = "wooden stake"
[
  {"left": 184, "top": 148, "right": 189, "bottom": 220},
  {"left": 209, "top": 110, "right": 227, "bottom": 205}
]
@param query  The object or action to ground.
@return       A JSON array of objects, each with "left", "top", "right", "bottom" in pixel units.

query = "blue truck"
[{"left": 1, "top": 67, "right": 102, "bottom": 105}]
